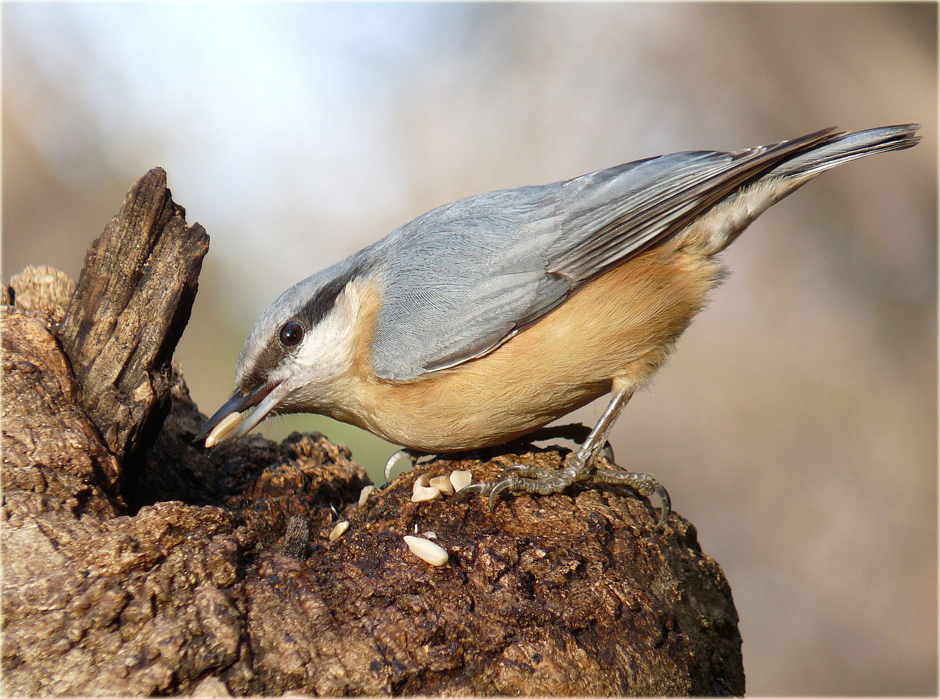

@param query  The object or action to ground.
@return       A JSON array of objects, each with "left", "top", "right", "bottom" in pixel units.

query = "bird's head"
[{"left": 195, "top": 260, "right": 367, "bottom": 448}]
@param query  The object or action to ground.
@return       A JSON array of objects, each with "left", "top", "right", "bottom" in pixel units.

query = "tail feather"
[
  {"left": 690, "top": 124, "right": 921, "bottom": 256},
  {"left": 768, "top": 124, "right": 921, "bottom": 179}
]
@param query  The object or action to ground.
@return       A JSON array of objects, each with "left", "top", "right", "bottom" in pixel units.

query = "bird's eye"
[{"left": 279, "top": 320, "right": 304, "bottom": 347}]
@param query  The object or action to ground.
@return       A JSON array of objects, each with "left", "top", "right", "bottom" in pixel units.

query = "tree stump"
[{"left": 1, "top": 170, "right": 744, "bottom": 696}]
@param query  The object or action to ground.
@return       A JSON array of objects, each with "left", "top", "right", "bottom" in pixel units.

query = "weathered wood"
[
  {"left": 2, "top": 296, "right": 744, "bottom": 695},
  {"left": 55, "top": 167, "right": 209, "bottom": 462},
  {"left": 7, "top": 265, "right": 75, "bottom": 326},
  {"left": 1, "top": 171, "right": 744, "bottom": 696},
  {"left": 1, "top": 307, "right": 121, "bottom": 520}
]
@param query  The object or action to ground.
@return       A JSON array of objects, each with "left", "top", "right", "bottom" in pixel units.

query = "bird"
[{"left": 196, "top": 124, "right": 920, "bottom": 521}]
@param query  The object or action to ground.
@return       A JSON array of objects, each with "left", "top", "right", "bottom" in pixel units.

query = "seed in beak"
[{"left": 204, "top": 412, "right": 244, "bottom": 448}]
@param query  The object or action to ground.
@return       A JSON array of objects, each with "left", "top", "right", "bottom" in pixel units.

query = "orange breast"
[{"left": 326, "top": 242, "right": 723, "bottom": 452}]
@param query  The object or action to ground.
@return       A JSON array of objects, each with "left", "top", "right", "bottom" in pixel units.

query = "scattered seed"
[
  {"left": 450, "top": 470, "right": 472, "bottom": 492},
  {"left": 404, "top": 535, "right": 448, "bottom": 566},
  {"left": 204, "top": 412, "right": 243, "bottom": 448},
  {"left": 358, "top": 485, "right": 374, "bottom": 507},
  {"left": 329, "top": 520, "right": 350, "bottom": 542},
  {"left": 429, "top": 475, "right": 455, "bottom": 496},
  {"left": 412, "top": 486, "right": 441, "bottom": 502},
  {"left": 423, "top": 531, "right": 438, "bottom": 539},
  {"left": 413, "top": 473, "right": 431, "bottom": 490}
]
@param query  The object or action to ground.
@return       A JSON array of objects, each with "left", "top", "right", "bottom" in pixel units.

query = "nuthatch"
[{"left": 197, "top": 125, "right": 920, "bottom": 516}]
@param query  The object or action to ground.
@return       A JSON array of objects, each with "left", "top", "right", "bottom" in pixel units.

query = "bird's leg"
[
  {"left": 508, "top": 422, "right": 615, "bottom": 462},
  {"left": 487, "top": 386, "right": 634, "bottom": 500},
  {"left": 388, "top": 423, "right": 612, "bottom": 487},
  {"left": 458, "top": 385, "right": 670, "bottom": 529}
]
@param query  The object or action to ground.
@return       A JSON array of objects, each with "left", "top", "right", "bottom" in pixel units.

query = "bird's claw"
[
  {"left": 462, "top": 458, "right": 671, "bottom": 529},
  {"left": 653, "top": 484, "right": 671, "bottom": 531},
  {"left": 487, "top": 474, "right": 526, "bottom": 511},
  {"left": 453, "top": 482, "right": 492, "bottom": 500},
  {"left": 384, "top": 448, "right": 419, "bottom": 484}
]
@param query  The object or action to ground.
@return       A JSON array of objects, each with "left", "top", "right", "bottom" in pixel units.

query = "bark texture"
[
  {"left": 1, "top": 169, "right": 744, "bottom": 696},
  {"left": 54, "top": 167, "right": 209, "bottom": 463}
]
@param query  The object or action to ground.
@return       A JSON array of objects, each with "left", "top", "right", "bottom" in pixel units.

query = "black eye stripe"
[
  {"left": 300, "top": 266, "right": 360, "bottom": 327},
  {"left": 239, "top": 262, "right": 367, "bottom": 394}
]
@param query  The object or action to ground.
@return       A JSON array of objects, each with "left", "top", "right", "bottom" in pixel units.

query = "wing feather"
[{"left": 368, "top": 128, "right": 839, "bottom": 381}]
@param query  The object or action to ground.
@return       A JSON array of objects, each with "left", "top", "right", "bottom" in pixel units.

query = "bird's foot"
[
  {"left": 383, "top": 423, "right": 612, "bottom": 487},
  {"left": 457, "top": 452, "right": 670, "bottom": 530}
]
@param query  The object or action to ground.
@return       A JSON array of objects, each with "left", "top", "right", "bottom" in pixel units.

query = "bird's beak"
[{"left": 194, "top": 379, "right": 285, "bottom": 448}]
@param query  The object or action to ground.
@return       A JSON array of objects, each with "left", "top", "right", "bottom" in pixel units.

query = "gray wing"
[{"left": 369, "top": 129, "right": 838, "bottom": 381}]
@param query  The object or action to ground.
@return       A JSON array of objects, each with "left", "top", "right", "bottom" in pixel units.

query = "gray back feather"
[{"left": 361, "top": 125, "right": 918, "bottom": 381}]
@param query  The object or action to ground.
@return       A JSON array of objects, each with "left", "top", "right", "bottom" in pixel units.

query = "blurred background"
[{"left": 3, "top": 3, "right": 936, "bottom": 694}]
